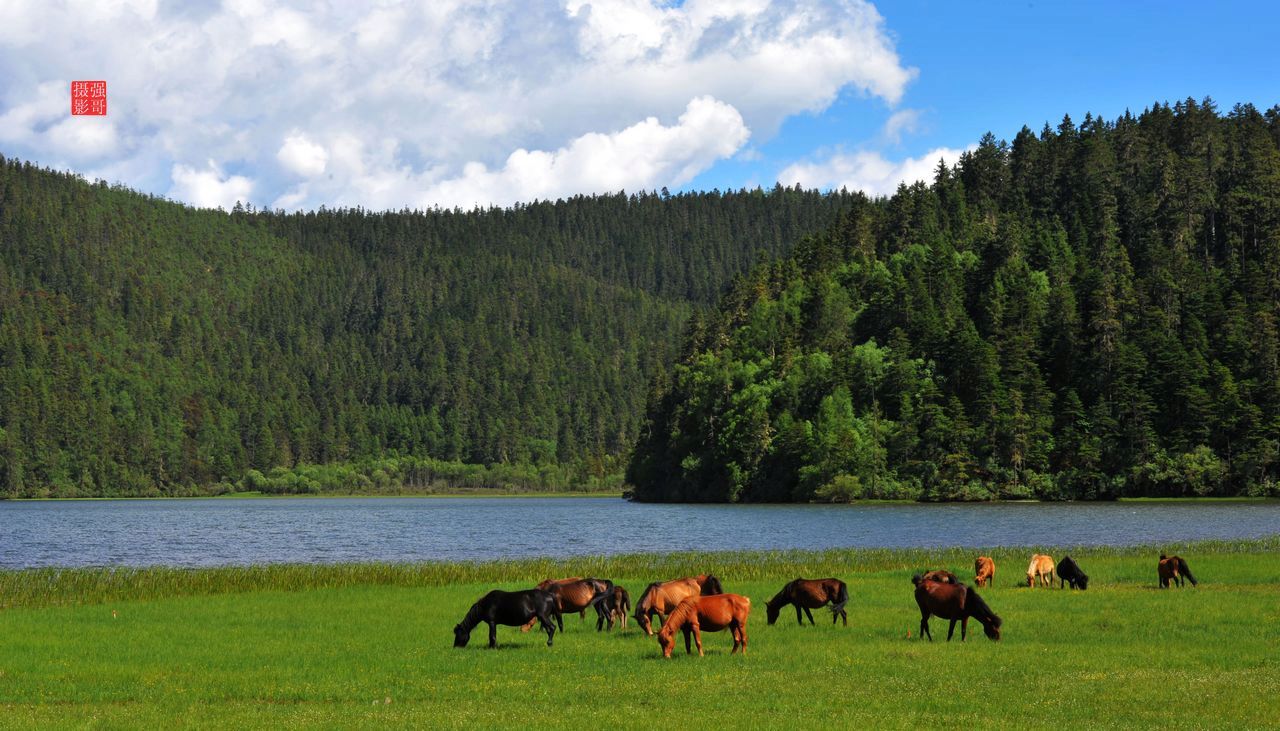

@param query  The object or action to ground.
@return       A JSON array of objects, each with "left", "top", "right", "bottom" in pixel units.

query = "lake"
[{"left": 1, "top": 498, "right": 1277, "bottom": 569}]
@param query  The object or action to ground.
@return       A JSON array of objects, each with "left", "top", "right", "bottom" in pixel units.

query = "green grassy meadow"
[{"left": 0, "top": 542, "right": 1277, "bottom": 728}]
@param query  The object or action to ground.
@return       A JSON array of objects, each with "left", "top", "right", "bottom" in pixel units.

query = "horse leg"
[
  {"left": 919, "top": 613, "right": 932, "bottom": 641},
  {"left": 488, "top": 621, "right": 498, "bottom": 649},
  {"left": 693, "top": 623, "right": 704, "bottom": 657},
  {"left": 946, "top": 619, "right": 957, "bottom": 641},
  {"left": 556, "top": 610, "right": 564, "bottom": 632},
  {"left": 795, "top": 605, "right": 804, "bottom": 626},
  {"left": 803, "top": 606, "right": 815, "bottom": 625},
  {"left": 682, "top": 626, "right": 692, "bottom": 656},
  {"left": 539, "top": 612, "right": 556, "bottom": 647},
  {"left": 960, "top": 617, "right": 968, "bottom": 641},
  {"left": 839, "top": 608, "right": 848, "bottom": 626}
]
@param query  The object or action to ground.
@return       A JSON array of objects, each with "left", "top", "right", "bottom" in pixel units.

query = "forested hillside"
[
  {"left": 629, "top": 99, "right": 1280, "bottom": 502},
  {"left": 0, "top": 160, "right": 857, "bottom": 497}
]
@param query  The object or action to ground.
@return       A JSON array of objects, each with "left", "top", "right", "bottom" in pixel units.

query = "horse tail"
[
  {"left": 911, "top": 574, "right": 923, "bottom": 587},
  {"left": 1177, "top": 557, "right": 1197, "bottom": 586},
  {"left": 830, "top": 580, "right": 849, "bottom": 615}
]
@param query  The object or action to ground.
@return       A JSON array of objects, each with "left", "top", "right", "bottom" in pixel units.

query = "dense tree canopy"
[
  {"left": 628, "top": 99, "right": 1280, "bottom": 501},
  {"left": 0, "top": 161, "right": 857, "bottom": 497}
]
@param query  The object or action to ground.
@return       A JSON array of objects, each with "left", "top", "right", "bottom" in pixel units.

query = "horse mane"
[
  {"left": 457, "top": 592, "right": 493, "bottom": 632},
  {"left": 964, "top": 586, "right": 1002, "bottom": 628},
  {"left": 765, "top": 580, "right": 795, "bottom": 612},
  {"left": 657, "top": 597, "right": 697, "bottom": 640}
]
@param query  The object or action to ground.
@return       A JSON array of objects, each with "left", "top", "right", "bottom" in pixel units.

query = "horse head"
[
  {"left": 701, "top": 575, "right": 723, "bottom": 595},
  {"left": 983, "top": 615, "right": 1003, "bottom": 641},
  {"left": 657, "top": 624, "right": 677, "bottom": 658},
  {"left": 453, "top": 623, "right": 471, "bottom": 648}
]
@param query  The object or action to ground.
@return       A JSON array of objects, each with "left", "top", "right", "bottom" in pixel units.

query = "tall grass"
[{"left": 2, "top": 536, "right": 1275, "bottom": 610}]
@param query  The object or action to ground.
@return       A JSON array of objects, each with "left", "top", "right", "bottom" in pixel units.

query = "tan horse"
[
  {"left": 656, "top": 594, "right": 750, "bottom": 658},
  {"left": 520, "top": 577, "right": 609, "bottom": 631},
  {"left": 1026, "top": 554, "right": 1055, "bottom": 587},
  {"left": 633, "top": 574, "right": 723, "bottom": 636},
  {"left": 974, "top": 556, "right": 995, "bottom": 587}
]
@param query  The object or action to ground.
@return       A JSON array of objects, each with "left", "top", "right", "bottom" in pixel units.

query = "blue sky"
[{"left": 0, "top": 1, "right": 1275, "bottom": 211}]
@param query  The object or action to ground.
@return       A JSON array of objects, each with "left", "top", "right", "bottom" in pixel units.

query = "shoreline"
[
  {"left": 2, "top": 536, "right": 1276, "bottom": 609},
  {"left": 5, "top": 493, "right": 1275, "bottom": 504}
]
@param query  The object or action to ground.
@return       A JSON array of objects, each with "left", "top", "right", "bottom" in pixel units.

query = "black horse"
[
  {"left": 1057, "top": 556, "right": 1089, "bottom": 590},
  {"left": 453, "top": 589, "right": 561, "bottom": 648}
]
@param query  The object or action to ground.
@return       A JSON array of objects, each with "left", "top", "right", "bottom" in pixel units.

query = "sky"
[{"left": 0, "top": 0, "right": 1276, "bottom": 213}]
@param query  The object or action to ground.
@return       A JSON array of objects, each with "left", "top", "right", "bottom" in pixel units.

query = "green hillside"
[
  {"left": 628, "top": 99, "right": 1280, "bottom": 501},
  {"left": 0, "top": 158, "right": 856, "bottom": 497}
]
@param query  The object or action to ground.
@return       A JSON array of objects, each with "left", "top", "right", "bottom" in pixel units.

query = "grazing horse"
[
  {"left": 454, "top": 589, "right": 560, "bottom": 648},
  {"left": 633, "top": 574, "right": 724, "bottom": 636},
  {"left": 657, "top": 594, "right": 750, "bottom": 658},
  {"left": 591, "top": 585, "right": 631, "bottom": 631},
  {"left": 1026, "top": 554, "right": 1055, "bottom": 587},
  {"left": 974, "top": 556, "right": 995, "bottom": 588},
  {"left": 1057, "top": 556, "right": 1089, "bottom": 589},
  {"left": 1159, "top": 554, "right": 1198, "bottom": 588},
  {"left": 521, "top": 577, "right": 610, "bottom": 631},
  {"left": 912, "top": 575, "right": 1001, "bottom": 642},
  {"left": 765, "top": 578, "right": 849, "bottom": 626},
  {"left": 921, "top": 570, "right": 959, "bottom": 584}
]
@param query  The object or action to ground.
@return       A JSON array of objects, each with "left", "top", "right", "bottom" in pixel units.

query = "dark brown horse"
[
  {"left": 974, "top": 556, "right": 995, "bottom": 587},
  {"left": 912, "top": 574, "right": 1001, "bottom": 641},
  {"left": 591, "top": 585, "right": 631, "bottom": 631},
  {"left": 921, "top": 569, "right": 959, "bottom": 584},
  {"left": 633, "top": 574, "right": 723, "bottom": 636},
  {"left": 765, "top": 578, "right": 849, "bottom": 626},
  {"left": 656, "top": 594, "right": 750, "bottom": 658},
  {"left": 1159, "top": 554, "right": 1198, "bottom": 588},
  {"left": 521, "top": 577, "right": 610, "bottom": 631}
]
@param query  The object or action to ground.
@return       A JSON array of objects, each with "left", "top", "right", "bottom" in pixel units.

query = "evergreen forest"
[
  {"left": 0, "top": 158, "right": 855, "bottom": 497},
  {"left": 628, "top": 99, "right": 1280, "bottom": 501}
]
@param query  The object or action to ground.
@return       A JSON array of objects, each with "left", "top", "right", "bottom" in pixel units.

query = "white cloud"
[
  {"left": 0, "top": 0, "right": 915, "bottom": 210},
  {"left": 779, "top": 145, "right": 975, "bottom": 197},
  {"left": 169, "top": 162, "right": 254, "bottom": 210},
  {"left": 420, "top": 96, "right": 749, "bottom": 209},
  {"left": 882, "top": 108, "right": 923, "bottom": 144},
  {"left": 277, "top": 133, "right": 328, "bottom": 177}
]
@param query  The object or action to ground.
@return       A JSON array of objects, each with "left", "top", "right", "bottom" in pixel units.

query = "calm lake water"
[{"left": 0, "top": 498, "right": 1277, "bottom": 569}]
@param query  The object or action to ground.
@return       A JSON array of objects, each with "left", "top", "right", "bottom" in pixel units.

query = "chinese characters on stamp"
[{"left": 71, "top": 81, "right": 107, "bottom": 116}]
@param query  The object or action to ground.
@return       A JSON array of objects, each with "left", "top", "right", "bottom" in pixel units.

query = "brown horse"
[
  {"left": 1159, "top": 554, "right": 1198, "bottom": 588},
  {"left": 765, "top": 578, "right": 849, "bottom": 626},
  {"left": 912, "top": 574, "right": 1001, "bottom": 641},
  {"left": 921, "top": 570, "right": 959, "bottom": 584},
  {"left": 521, "top": 577, "right": 610, "bottom": 631},
  {"left": 633, "top": 574, "right": 723, "bottom": 636},
  {"left": 657, "top": 594, "right": 750, "bottom": 658},
  {"left": 1026, "top": 554, "right": 1055, "bottom": 587},
  {"left": 974, "top": 556, "right": 995, "bottom": 587}
]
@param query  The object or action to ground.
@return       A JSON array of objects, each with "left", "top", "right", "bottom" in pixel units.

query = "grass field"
[{"left": 0, "top": 541, "right": 1277, "bottom": 728}]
